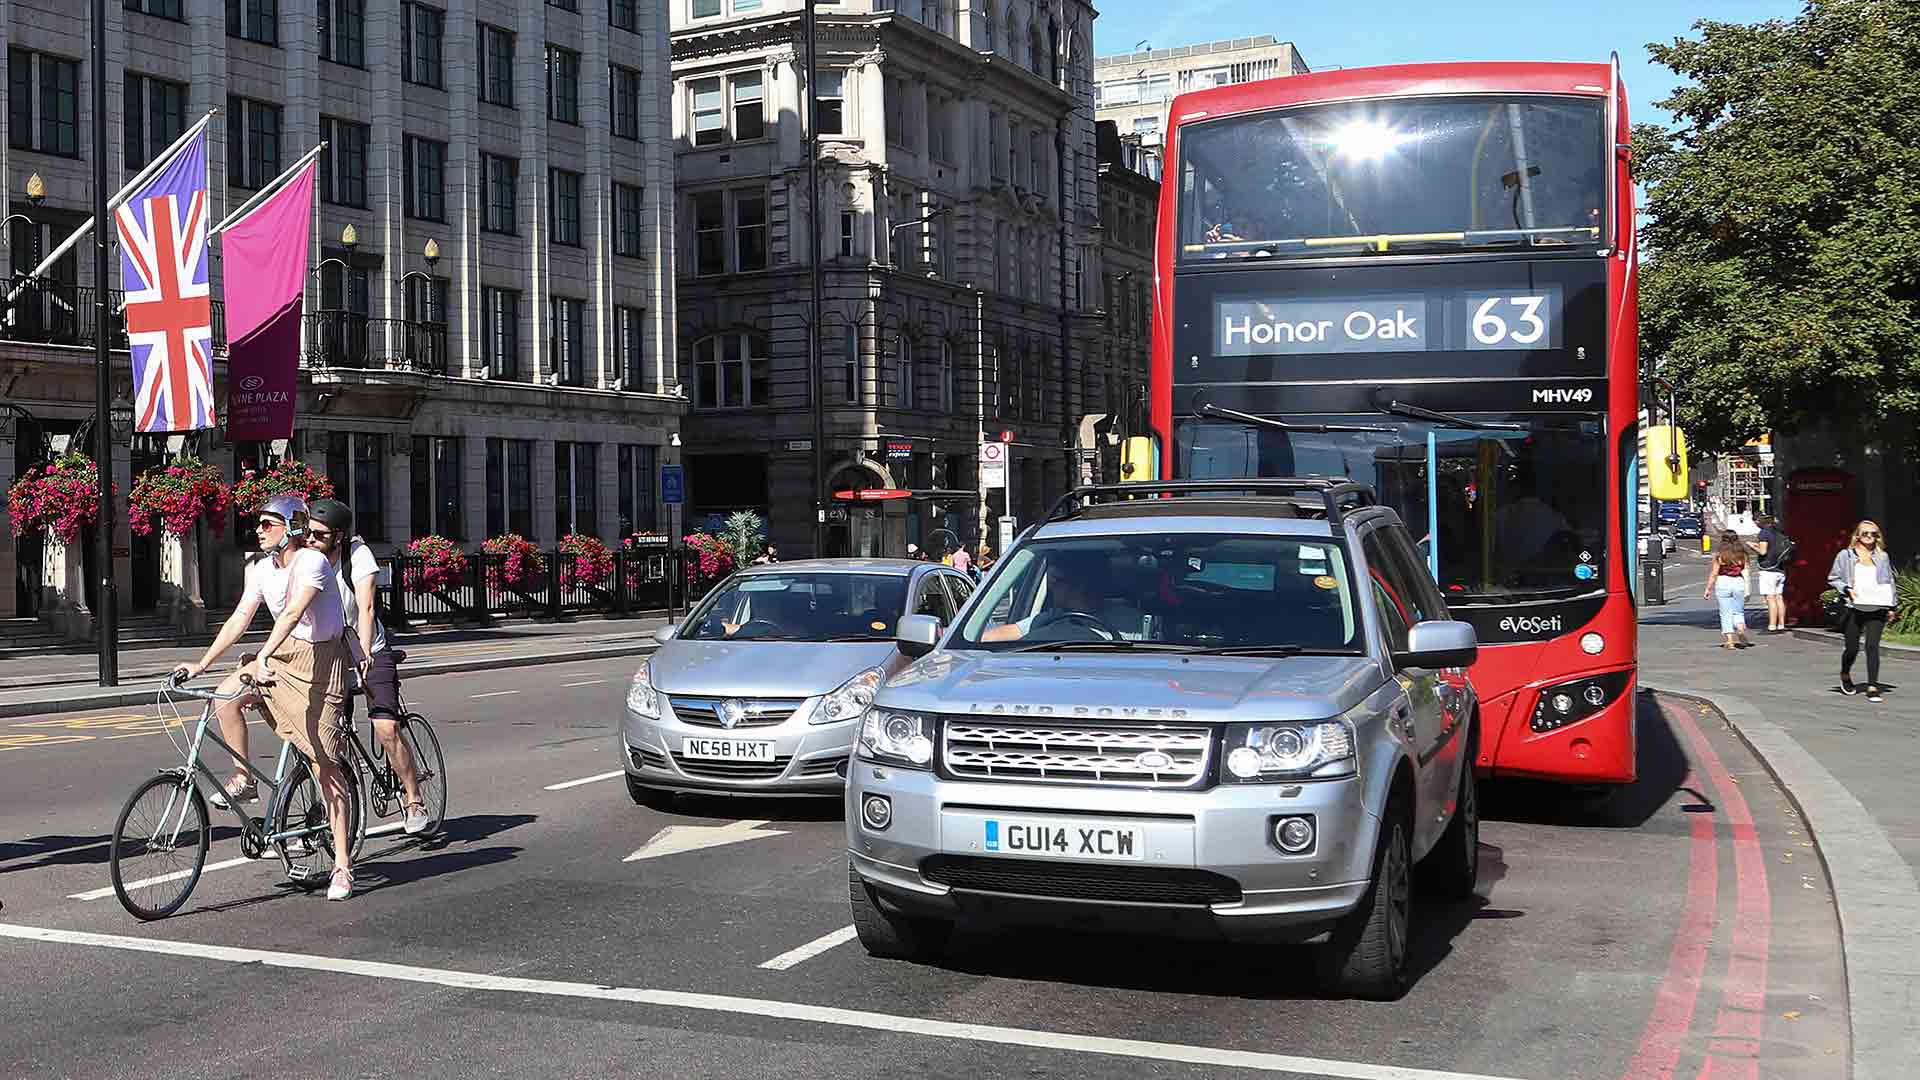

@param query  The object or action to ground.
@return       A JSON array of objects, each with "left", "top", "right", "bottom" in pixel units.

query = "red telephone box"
[{"left": 1783, "top": 467, "right": 1856, "bottom": 626}]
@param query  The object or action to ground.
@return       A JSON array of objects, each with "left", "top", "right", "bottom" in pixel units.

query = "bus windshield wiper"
[
  {"left": 1372, "top": 400, "right": 1526, "bottom": 432},
  {"left": 1194, "top": 401, "right": 1393, "bottom": 435}
]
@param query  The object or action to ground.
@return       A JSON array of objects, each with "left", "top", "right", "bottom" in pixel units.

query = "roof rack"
[{"left": 1045, "top": 479, "right": 1379, "bottom": 528}]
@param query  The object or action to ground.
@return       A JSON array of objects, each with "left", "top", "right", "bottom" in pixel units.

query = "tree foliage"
[{"left": 1636, "top": 0, "right": 1920, "bottom": 454}]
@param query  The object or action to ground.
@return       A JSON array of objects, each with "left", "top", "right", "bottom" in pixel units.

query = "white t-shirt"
[
  {"left": 242, "top": 547, "right": 345, "bottom": 643},
  {"left": 335, "top": 539, "right": 390, "bottom": 660}
]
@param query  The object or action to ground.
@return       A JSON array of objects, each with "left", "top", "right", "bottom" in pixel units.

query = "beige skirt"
[{"left": 261, "top": 637, "right": 348, "bottom": 767}]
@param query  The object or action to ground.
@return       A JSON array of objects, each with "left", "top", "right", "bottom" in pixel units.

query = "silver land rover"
[{"left": 844, "top": 480, "right": 1481, "bottom": 999}]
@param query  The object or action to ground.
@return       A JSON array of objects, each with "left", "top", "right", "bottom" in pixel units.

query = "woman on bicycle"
[
  {"left": 308, "top": 498, "right": 432, "bottom": 835},
  {"left": 173, "top": 494, "right": 358, "bottom": 900}
]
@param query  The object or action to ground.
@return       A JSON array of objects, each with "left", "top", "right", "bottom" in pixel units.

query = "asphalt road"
[{"left": 0, "top": 647, "right": 1848, "bottom": 1079}]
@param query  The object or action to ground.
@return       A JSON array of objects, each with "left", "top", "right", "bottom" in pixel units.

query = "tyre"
[
  {"left": 626, "top": 773, "right": 676, "bottom": 811},
  {"left": 1323, "top": 795, "right": 1414, "bottom": 1000},
  {"left": 277, "top": 757, "right": 363, "bottom": 889},
  {"left": 400, "top": 715, "right": 448, "bottom": 834},
  {"left": 1420, "top": 747, "right": 1480, "bottom": 901},
  {"left": 110, "top": 772, "right": 211, "bottom": 921},
  {"left": 848, "top": 860, "right": 951, "bottom": 962}
]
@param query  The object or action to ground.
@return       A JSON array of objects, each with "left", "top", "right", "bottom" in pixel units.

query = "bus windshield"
[
  {"left": 1176, "top": 413, "right": 1608, "bottom": 602},
  {"left": 1178, "top": 95, "right": 1606, "bottom": 261}
]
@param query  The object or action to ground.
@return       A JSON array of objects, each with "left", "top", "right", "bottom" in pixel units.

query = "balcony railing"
[
  {"left": 303, "top": 310, "right": 449, "bottom": 375},
  {"left": 0, "top": 276, "right": 229, "bottom": 353}
]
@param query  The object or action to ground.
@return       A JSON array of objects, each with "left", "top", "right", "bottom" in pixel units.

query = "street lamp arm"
[{"left": 887, "top": 206, "right": 954, "bottom": 237}]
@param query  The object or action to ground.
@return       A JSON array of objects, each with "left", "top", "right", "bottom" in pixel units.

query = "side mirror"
[
  {"left": 652, "top": 623, "right": 678, "bottom": 644},
  {"left": 895, "top": 613, "right": 942, "bottom": 659},
  {"left": 1395, "top": 620, "right": 1477, "bottom": 671}
]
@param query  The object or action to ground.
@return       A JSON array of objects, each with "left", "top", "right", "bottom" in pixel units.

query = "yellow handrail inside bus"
[{"left": 1304, "top": 232, "right": 1469, "bottom": 251}]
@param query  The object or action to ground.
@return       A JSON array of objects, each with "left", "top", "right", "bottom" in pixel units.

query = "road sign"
[
  {"left": 998, "top": 516, "right": 1017, "bottom": 556},
  {"left": 785, "top": 439, "right": 812, "bottom": 452},
  {"left": 661, "top": 465, "right": 684, "bottom": 505},
  {"left": 978, "top": 441, "right": 1006, "bottom": 489}
]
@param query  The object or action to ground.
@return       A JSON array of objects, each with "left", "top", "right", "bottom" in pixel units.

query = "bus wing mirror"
[
  {"left": 1646, "top": 424, "right": 1690, "bottom": 502},
  {"left": 1120, "top": 435, "right": 1160, "bottom": 483}
]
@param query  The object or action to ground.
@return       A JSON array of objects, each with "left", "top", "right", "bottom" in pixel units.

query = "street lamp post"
[
  {"left": 805, "top": 0, "right": 826, "bottom": 556},
  {"left": 91, "top": 0, "right": 118, "bottom": 685}
]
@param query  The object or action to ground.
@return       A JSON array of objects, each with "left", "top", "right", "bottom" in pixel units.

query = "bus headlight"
[{"left": 1530, "top": 671, "right": 1632, "bottom": 733}]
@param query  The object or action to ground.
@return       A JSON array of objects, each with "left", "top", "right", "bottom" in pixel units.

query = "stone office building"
[
  {"left": 0, "top": 0, "right": 680, "bottom": 630},
  {"left": 670, "top": 0, "right": 1112, "bottom": 559}
]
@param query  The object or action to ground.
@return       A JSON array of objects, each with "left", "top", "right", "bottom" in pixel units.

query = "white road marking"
[
  {"left": 758, "top": 925, "right": 858, "bottom": 971},
  {"left": 0, "top": 921, "right": 1529, "bottom": 1080},
  {"left": 469, "top": 690, "right": 520, "bottom": 699},
  {"left": 624, "top": 819, "right": 787, "bottom": 862},
  {"left": 68, "top": 856, "right": 254, "bottom": 901},
  {"left": 563, "top": 679, "right": 607, "bottom": 687},
  {"left": 544, "top": 770, "right": 624, "bottom": 791}
]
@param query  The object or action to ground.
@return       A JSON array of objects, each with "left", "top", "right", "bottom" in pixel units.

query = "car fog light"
[
  {"left": 1552, "top": 693, "right": 1575, "bottom": 715},
  {"left": 1580, "top": 632, "right": 1605, "bottom": 655},
  {"left": 861, "top": 794, "right": 892, "bottom": 831},
  {"left": 1584, "top": 684, "right": 1607, "bottom": 707},
  {"left": 1227, "top": 746, "right": 1263, "bottom": 779},
  {"left": 904, "top": 735, "right": 934, "bottom": 766},
  {"left": 1274, "top": 816, "right": 1315, "bottom": 853}
]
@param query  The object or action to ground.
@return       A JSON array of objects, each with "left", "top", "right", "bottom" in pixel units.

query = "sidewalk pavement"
[
  {"left": 0, "top": 617, "right": 665, "bottom": 719},
  {"left": 1640, "top": 554, "right": 1919, "bottom": 1080}
]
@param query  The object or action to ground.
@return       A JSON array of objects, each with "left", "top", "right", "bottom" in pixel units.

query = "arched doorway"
[{"left": 826, "top": 460, "right": 894, "bottom": 558}]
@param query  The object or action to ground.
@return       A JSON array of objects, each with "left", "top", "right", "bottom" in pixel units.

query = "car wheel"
[
  {"left": 1323, "top": 795, "right": 1414, "bottom": 1001},
  {"left": 848, "top": 860, "right": 952, "bottom": 962},
  {"left": 626, "top": 773, "right": 676, "bottom": 811},
  {"left": 1419, "top": 754, "right": 1479, "bottom": 900}
]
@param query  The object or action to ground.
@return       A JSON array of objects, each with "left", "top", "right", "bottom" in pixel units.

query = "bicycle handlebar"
[{"left": 161, "top": 670, "right": 260, "bottom": 702}]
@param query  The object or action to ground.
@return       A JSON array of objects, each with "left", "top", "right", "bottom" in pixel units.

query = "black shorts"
[{"left": 361, "top": 650, "right": 403, "bottom": 720}]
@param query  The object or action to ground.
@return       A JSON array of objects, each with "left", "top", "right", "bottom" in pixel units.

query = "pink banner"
[{"left": 222, "top": 162, "right": 313, "bottom": 441}]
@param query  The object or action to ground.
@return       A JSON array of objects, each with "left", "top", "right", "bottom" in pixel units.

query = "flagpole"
[
  {"left": 92, "top": 0, "right": 117, "bottom": 686},
  {"left": 209, "top": 142, "right": 328, "bottom": 237},
  {"left": 6, "top": 109, "right": 216, "bottom": 305}
]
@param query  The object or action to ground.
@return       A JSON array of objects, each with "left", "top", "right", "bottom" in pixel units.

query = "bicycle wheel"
[
  {"left": 401, "top": 714, "right": 447, "bottom": 834},
  {"left": 276, "top": 757, "right": 364, "bottom": 888},
  {"left": 110, "top": 772, "right": 210, "bottom": 921}
]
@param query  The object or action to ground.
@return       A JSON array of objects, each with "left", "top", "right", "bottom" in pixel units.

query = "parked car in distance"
[
  {"left": 622, "top": 559, "right": 977, "bottom": 805},
  {"left": 1672, "top": 517, "right": 1703, "bottom": 540}
]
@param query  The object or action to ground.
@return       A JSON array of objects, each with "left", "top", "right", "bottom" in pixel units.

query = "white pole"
[{"left": 208, "top": 142, "right": 327, "bottom": 237}]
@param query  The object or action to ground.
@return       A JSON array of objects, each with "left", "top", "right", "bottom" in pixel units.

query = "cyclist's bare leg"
[
  {"left": 311, "top": 752, "right": 354, "bottom": 870},
  {"left": 212, "top": 667, "right": 264, "bottom": 788},
  {"left": 371, "top": 717, "right": 424, "bottom": 806}
]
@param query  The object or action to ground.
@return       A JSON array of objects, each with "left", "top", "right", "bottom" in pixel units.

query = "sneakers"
[
  {"left": 1841, "top": 676, "right": 1859, "bottom": 696},
  {"left": 208, "top": 776, "right": 258, "bottom": 810},
  {"left": 326, "top": 867, "right": 354, "bottom": 901},
  {"left": 1867, "top": 686, "right": 1885, "bottom": 703},
  {"left": 402, "top": 803, "right": 432, "bottom": 836}
]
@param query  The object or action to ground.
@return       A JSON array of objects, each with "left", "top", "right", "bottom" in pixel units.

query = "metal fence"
[{"left": 377, "top": 545, "right": 707, "bottom": 630}]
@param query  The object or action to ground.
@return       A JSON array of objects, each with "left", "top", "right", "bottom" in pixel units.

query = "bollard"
[{"left": 1642, "top": 557, "right": 1666, "bottom": 605}]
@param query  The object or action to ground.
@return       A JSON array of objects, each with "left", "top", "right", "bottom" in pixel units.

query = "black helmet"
[{"left": 308, "top": 498, "right": 353, "bottom": 535}]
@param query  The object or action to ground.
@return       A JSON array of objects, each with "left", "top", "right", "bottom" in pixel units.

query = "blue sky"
[{"left": 1092, "top": 0, "right": 1807, "bottom": 131}]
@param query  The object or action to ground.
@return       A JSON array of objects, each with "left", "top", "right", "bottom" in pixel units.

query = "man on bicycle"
[
  {"left": 173, "top": 494, "right": 358, "bottom": 901},
  {"left": 307, "top": 498, "right": 431, "bottom": 835}
]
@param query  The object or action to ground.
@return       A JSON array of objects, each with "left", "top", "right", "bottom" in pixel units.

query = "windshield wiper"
[
  {"left": 1007, "top": 640, "right": 1204, "bottom": 654},
  {"left": 824, "top": 633, "right": 888, "bottom": 642},
  {"left": 1371, "top": 399, "right": 1526, "bottom": 432},
  {"left": 1188, "top": 645, "right": 1362, "bottom": 657},
  {"left": 1193, "top": 400, "right": 1393, "bottom": 435}
]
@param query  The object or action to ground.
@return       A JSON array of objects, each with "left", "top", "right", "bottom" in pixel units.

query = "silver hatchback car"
[{"left": 622, "top": 559, "right": 977, "bottom": 804}]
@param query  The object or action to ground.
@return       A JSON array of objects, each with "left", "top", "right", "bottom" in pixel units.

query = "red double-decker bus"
[{"left": 1140, "top": 59, "right": 1643, "bottom": 784}]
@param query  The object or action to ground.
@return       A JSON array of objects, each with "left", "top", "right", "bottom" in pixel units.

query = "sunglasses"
[
  {"left": 308, "top": 528, "right": 336, "bottom": 541},
  {"left": 255, "top": 519, "right": 284, "bottom": 531},
  {"left": 1859, "top": 531, "right": 1880, "bottom": 538}
]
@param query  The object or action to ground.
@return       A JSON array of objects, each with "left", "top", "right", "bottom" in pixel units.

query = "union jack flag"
[{"left": 116, "top": 130, "right": 214, "bottom": 434}]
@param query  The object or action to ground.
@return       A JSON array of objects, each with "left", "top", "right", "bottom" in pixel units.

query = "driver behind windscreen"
[{"left": 981, "top": 551, "right": 1144, "bottom": 642}]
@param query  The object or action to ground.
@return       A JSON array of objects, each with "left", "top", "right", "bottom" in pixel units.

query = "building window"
[
  {"left": 319, "top": 0, "right": 366, "bottom": 67},
  {"left": 226, "top": 96, "right": 282, "bottom": 189},
  {"left": 617, "top": 444, "right": 657, "bottom": 536},
  {"left": 326, "top": 432, "right": 386, "bottom": 542},
  {"left": 839, "top": 211, "right": 857, "bottom": 258},
  {"left": 688, "top": 72, "right": 768, "bottom": 148},
  {"left": 732, "top": 72, "right": 765, "bottom": 141},
  {"left": 690, "top": 189, "right": 766, "bottom": 275},
  {"left": 8, "top": 51, "right": 81, "bottom": 157},
  {"left": 402, "top": 136, "right": 446, "bottom": 222},
  {"left": 735, "top": 192, "right": 767, "bottom": 272},
  {"left": 927, "top": 95, "right": 951, "bottom": 161},
  {"left": 840, "top": 326, "right": 860, "bottom": 405},
  {"left": 555, "top": 442, "right": 599, "bottom": 538},
  {"left": 482, "top": 286, "right": 521, "bottom": 379},
  {"left": 547, "top": 45, "right": 581, "bottom": 124},
  {"left": 692, "top": 192, "right": 724, "bottom": 276},
  {"left": 550, "top": 296, "right": 585, "bottom": 385},
  {"left": 403, "top": 274, "right": 448, "bottom": 325},
  {"left": 482, "top": 154, "right": 518, "bottom": 233},
  {"left": 978, "top": 0, "right": 993, "bottom": 50},
  {"left": 938, "top": 340, "right": 955, "bottom": 412},
  {"left": 691, "top": 332, "right": 769, "bottom": 409},
  {"left": 319, "top": 117, "right": 369, "bottom": 208},
  {"left": 123, "top": 73, "right": 186, "bottom": 171},
  {"left": 610, "top": 0, "right": 638, "bottom": 32},
  {"left": 486, "top": 438, "right": 534, "bottom": 538},
  {"left": 401, "top": 3, "right": 444, "bottom": 88},
  {"left": 410, "top": 436, "right": 464, "bottom": 540},
  {"left": 814, "top": 70, "right": 844, "bottom": 136},
  {"left": 616, "top": 306, "right": 645, "bottom": 388},
  {"left": 895, "top": 336, "right": 915, "bottom": 409},
  {"left": 479, "top": 23, "right": 515, "bottom": 107},
  {"left": 988, "top": 112, "right": 1003, "bottom": 180},
  {"left": 125, "top": 0, "right": 185, "bottom": 18},
  {"left": 1028, "top": 129, "right": 1044, "bottom": 192},
  {"left": 226, "top": 0, "right": 278, "bottom": 44},
  {"left": 611, "top": 65, "right": 642, "bottom": 139},
  {"left": 1003, "top": 349, "right": 1021, "bottom": 417},
  {"left": 614, "top": 183, "right": 645, "bottom": 257},
  {"left": 550, "top": 169, "right": 582, "bottom": 246},
  {"left": 547, "top": 0, "right": 578, "bottom": 10}
]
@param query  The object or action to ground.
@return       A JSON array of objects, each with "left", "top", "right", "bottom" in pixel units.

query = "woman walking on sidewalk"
[
  {"left": 1704, "top": 531, "right": 1755, "bottom": 649},
  {"left": 1828, "top": 520, "right": 1894, "bottom": 702}
]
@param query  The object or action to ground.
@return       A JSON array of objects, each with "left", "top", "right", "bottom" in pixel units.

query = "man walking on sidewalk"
[{"left": 1753, "top": 514, "right": 1793, "bottom": 633}]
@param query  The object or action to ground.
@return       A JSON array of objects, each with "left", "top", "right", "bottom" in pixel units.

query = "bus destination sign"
[{"left": 1214, "top": 287, "right": 1565, "bottom": 357}]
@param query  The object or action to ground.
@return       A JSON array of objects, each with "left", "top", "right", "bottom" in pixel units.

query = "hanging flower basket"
[
  {"left": 558, "top": 533, "right": 614, "bottom": 590},
  {"left": 482, "top": 533, "right": 547, "bottom": 592},
  {"left": 231, "top": 459, "right": 335, "bottom": 517},
  {"left": 128, "top": 457, "right": 232, "bottom": 538},
  {"left": 683, "top": 532, "right": 735, "bottom": 594},
  {"left": 6, "top": 452, "right": 105, "bottom": 546},
  {"left": 403, "top": 535, "right": 470, "bottom": 595}
]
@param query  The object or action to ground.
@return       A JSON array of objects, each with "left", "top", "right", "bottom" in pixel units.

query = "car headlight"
[
  {"left": 814, "top": 666, "right": 884, "bottom": 725},
  {"left": 1221, "top": 719, "right": 1355, "bottom": 782},
  {"left": 857, "top": 709, "right": 936, "bottom": 769},
  {"left": 626, "top": 661, "right": 660, "bottom": 719}
]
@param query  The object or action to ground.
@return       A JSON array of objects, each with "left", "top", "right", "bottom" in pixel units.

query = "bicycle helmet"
[
  {"left": 308, "top": 498, "right": 353, "bottom": 535},
  {"left": 258, "top": 493, "right": 310, "bottom": 552}
]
